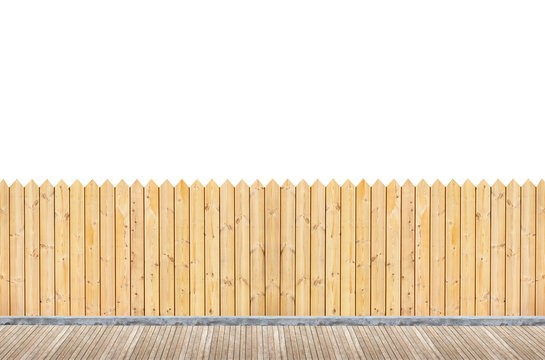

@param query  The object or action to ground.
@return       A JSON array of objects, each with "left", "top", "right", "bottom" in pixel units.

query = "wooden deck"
[{"left": 1, "top": 325, "right": 544, "bottom": 359}]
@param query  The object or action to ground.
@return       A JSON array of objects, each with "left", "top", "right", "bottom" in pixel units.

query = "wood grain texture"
[
  {"left": 445, "top": 181, "right": 460, "bottom": 316},
  {"left": 144, "top": 181, "right": 159, "bottom": 316},
  {"left": 325, "top": 180, "right": 340, "bottom": 316},
  {"left": 537, "top": 180, "right": 545, "bottom": 315},
  {"left": 355, "top": 180, "right": 371, "bottom": 316},
  {"left": 40, "top": 181, "right": 55, "bottom": 315},
  {"left": 430, "top": 181, "right": 445, "bottom": 316},
  {"left": 220, "top": 181, "right": 235, "bottom": 316},
  {"left": 160, "top": 181, "right": 175, "bottom": 315},
  {"left": 341, "top": 181, "right": 355, "bottom": 316},
  {"left": 415, "top": 181, "right": 430, "bottom": 316},
  {"left": 55, "top": 181, "right": 70, "bottom": 315},
  {"left": 280, "top": 180, "right": 295, "bottom": 316},
  {"left": 371, "top": 181, "right": 386, "bottom": 316},
  {"left": 115, "top": 181, "right": 131, "bottom": 316},
  {"left": 205, "top": 181, "right": 220, "bottom": 316},
  {"left": 476, "top": 181, "right": 491, "bottom": 316},
  {"left": 386, "top": 181, "right": 401, "bottom": 316},
  {"left": 24, "top": 181, "right": 40, "bottom": 316},
  {"left": 491, "top": 180, "right": 506, "bottom": 316},
  {"left": 130, "top": 181, "right": 145, "bottom": 316},
  {"left": 521, "top": 180, "right": 536, "bottom": 316},
  {"left": 265, "top": 181, "right": 281, "bottom": 315},
  {"left": 100, "top": 181, "right": 115, "bottom": 316},
  {"left": 0, "top": 181, "right": 9, "bottom": 315},
  {"left": 85, "top": 181, "right": 100, "bottom": 316},
  {"left": 70, "top": 181, "right": 85, "bottom": 316},
  {"left": 401, "top": 180, "right": 415, "bottom": 316},
  {"left": 506, "top": 181, "right": 521, "bottom": 316},
  {"left": 295, "top": 181, "right": 310, "bottom": 316},
  {"left": 175, "top": 180, "right": 190, "bottom": 316},
  {"left": 310, "top": 181, "right": 325, "bottom": 316},
  {"left": 460, "top": 181, "right": 475, "bottom": 316},
  {"left": 235, "top": 181, "right": 250, "bottom": 316},
  {"left": 250, "top": 181, "right": 265, "bottom": 316}
]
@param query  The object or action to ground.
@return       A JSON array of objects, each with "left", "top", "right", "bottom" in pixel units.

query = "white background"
[{"left": 0, "top": 1, "right": 544, "bottom": 186}]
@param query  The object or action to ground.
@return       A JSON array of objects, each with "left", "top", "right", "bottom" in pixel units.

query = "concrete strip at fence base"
[{"left": 2, "top": 316, "right": 545, "bottom": 326}]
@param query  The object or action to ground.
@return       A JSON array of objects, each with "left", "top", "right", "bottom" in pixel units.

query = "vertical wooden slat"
[
  {"left": 100, "top": 181, "right": 115, "bottom": 316},
  {"left": 401, "top": 180, "right": 415, "bottom": 316},
  {"left": 130, "top": 181, "right": 145, "bottom": 316},
  {"left": 55, "top": 181, "right": 70, "bottom": 315},
  {"left": 205, "top": 181, "right": 220, "bottom": 316},
  {"left": 160, "top": 181, "right": 175, "bottom": 315},
  {"left": 10, "top": 181, "right": 24, "bottom": 315},
  {"left": 415, "top": 181, "right": 430, "bottom": 316},
  {"left": 506, "top": 180, "right": 521, "bottom": 316},
  {"left": 190, "top": 181, "right": 205, "bottom": 316},
  {"left": 0, "top": 181, "right": 9, "bottom": 315},
  {"left": 460, "top": 180, "right": 475, "bottom": 316},
  {"left": 310, "top": 181, "right": 325, "bottom": 316},
  {"left": 144, "top": 181, "right": 159, "bottom": 316},
  {"left": 70, "top": 181, "right": 85, "bottom": 316},
  {"left": 115, "top": 181, "right": 130, "bottom": 316},
  {"left": 24, "top": 181, "right": 39, "bottom": 315},
  {"left": 430, "top": 180, "right": 445, "bottom": 316},
  {"left": 220, "top": 181, "right": 235, "bottom": 316},
  {"left": 521, "top": 180, "right": 536, "bottom": 316},
  {"left": 265, "top": 180, "right": 281, "bottom": 315},
  {"left": 371, "top": 180, "right": 386, "bottom": 316},
  {"left": 175, "top": 180, "right": 190, "bottom": 316},
  {"left": 537, "top": 180, "right": 545, "bottom": 315},
  {"left": 280, "top": 180, "right": 295, "bottom": 316},
  {"left": 386, "top": 180, "right": 401, "bottom": 316},
  {"left": 341, "top": 181, "right": 355, "bottom": 316},
  {"left": 356, "top": 180, "right": 371, "bottom": 316},
  {"left": 325, "top": 180, "right": 340, "bottom": 316},
  {"left": 40, "top": 180, "right": 55, "bottom": 315},
  {"left": 295, "top": 181, "right": 310, "bottom": 316},
  {"left": 250, "top": 181, "right": 265, "bottom": 315},
  {"left": 445, "top": 181, "right": 460, "bottom": 316},
  {"left": 235, "top": 181, "right": 250, "bottom": 316},
  {"left": 85, "top": 181, "right": 100, "bottom": 315},
  {"left": 491, "top": 180, "right": 506, "bottom": 316},
  {"left": 476, "top": 180, "right": 491, "bottom": 315}
]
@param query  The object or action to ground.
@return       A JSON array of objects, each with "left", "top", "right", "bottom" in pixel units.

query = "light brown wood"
[
  {"left": 175, "top": 180, "right": 190, "bottom": 316},
  {"left": 341, "top": 180, "right": 355, "bottom": 316},
  {"left": 281, "top": 180, "right": 296, "bottom": 316},
  {"left": 295, "top": 181, "right": 311, "bottom": 316},
  {"left": 460, "top": 181, "right": 475, "bottom": 316},
  {"left": 401, "top": 180, "right": 415, "bottom": 316},
  {"left": 100, "top": 181, "right": 115, "bottom": 316},
  {"left": 386, "top": 180, "right": 401, "bottom": 316},
  {"left": 0, "top": 181, "right": 9, "bottom": 315},
  {"left": 250, "top": 181, "right": 265, "bottom": 315},
  {"left": 130, "top": 181, "right": 145, "bottom": 316},
  {"left": 356, "top": 180, "right": 371, "bottom": 316},
  {"left": 40, "top": 180, "right": 55, "bottom": 315},
  {"left": 521, "top": 180, "right": 536, "bottom": 315},
  {"left": 55, "top": 180, "right": 70, "bottom": 315},
  {"left": 70, "top": 181, "right": 85, "bottom": 316},
  {"left": 415, "top": 181, "right": 430, "bottom": 316},
  {"left": 325, "top": 180, "right": 340, "bottom": 316},
  {"left": 144, "top": 181, "right": 159, "bottom": 316},
  {"left": 371, "top": 180, "right": 386, "bottom": 316},
  {"left": 191, "top": 181, "right": 205, "bottom": 316},
  {"left": 115, "top": 181, "right": 131, "bottom": 316},
  {"left": 538, "top": 180, "right": 545, "bottom": 315},
  {"left": 491, "top": 180, "right": 506, "bottom": 316},
  {"left": 24, "top": 181, "right": 40, "bottom": 316},
  {"left": 506, "top": 180, "right": 521, "bottom": 316},
  {"left": 235, "top": 181, "right": 250, "bottom": 316},
  {"left": 430, "top": 181, "right": 445, "bottom": 316},
  {"left": 445, "top": 181, "right": 460, "bottom": 316},
  {"left": 220, "top": 181, "right": 236, "bottom": 316},
  {"left": 205, "top": 181, "right": 220, "bottom": 316},
  {"left": 310, "top": 181, "right": 326, "bottom": 316},
  {"left": 476, "top": 180, "right": 491, "bottom": 316},
  {"left": 160, "top": 181, "right": 175, "bottom": 315},
  {"left": 85, "top": 181, "right": 100, "bottom": 316},
  {"left": 265, "top": 180, "right": 281, "bottom": 315}
]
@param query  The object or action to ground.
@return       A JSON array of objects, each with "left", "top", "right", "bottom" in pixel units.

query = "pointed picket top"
[
  {"left": 417, "top": 179, "right": 429, "bottom": 189},
  {"left": 492, "top": 180, "right": 505, "bottom": 188},
  {"left": 538, "top": 179, "right": 545, "bottom": 188},
  {"left": 266, "top": 179, "right": 279, "bottom": 188},
  {"left": 447, "top": 179, "right": 459, "bottom": 187},
  {"left": 236, "top": 180, "right": 248, "bottom": 190},
  {"left": 116, "top": 179, "right": 128, "bottom": 189},
  {"left": 523, "top": 179, "right": 535, "bottom": 188},
  {"left": 131, "top": 179, "right": 142, "bottom": 188},
  {"left": 402, "top": 179, "right": 414, "bottom": 188},
  {"left": 311, "top": 180, "right": 324, "bottom": 188},
  {"left": 357, "top": 179, "right": 369, "bottom": 188},
  {"left": 492, "top": 180, "right": 505, "bottom": 194},
  {"left": 41, "top": 179, "right": 53, "bottom": 190},
  {"left": 86, "top": 180, "right": 98, "bottom": 188},
  {"left": 296, "top": 180, "right": 309, "bottom": 192},
  {"left": 71, "top": 179, "right": 83, "bottom": 189},
  {"left": 56, "top": 180, "right": 68, "bottom": 189},
  {"left": 387, "top": 180, "right": 400, "bottom": 190},
  {"left": 507, "top": 179, "right": 520, "bottom": 189},
  {"left": 0, "top": 179, "right": 7, "bottom": 190},
  {"left": 373, "top": 179, "right": 385, "bottom": 188},
  {"left": 251, "top": 180, "right": 263, "bottom": 189},
  {"left": 146, "top": 180, "right": 158, "bottom": 188},
  {"left": 221, "top": 180, "right": 234, "bottom": 190},
  {"left": 327, "top": 179, "right": 339, "bottom": 188},
  {"left": 462, "top": 179, "right": 475, "bottom": 189},
  {"left": 342, "top": 180, "right": 354, "bottom": 189},
  {"left": 206, "top": 180, "right": 218, "bottom": 189},
  {"left": 431, "top": 180, "right": 444, "bottom": 188},
  {"left": 10, "top": 179, "right": 22, "bottom": 188},
  {"left": 160, "top": 180, "right": 173, "bottom": 188},
  {"left": 477, "top": 180, "right": 490, "bottom": 188},
  {"left": 101, "top": 179, "right": 113, "bottom": 189},
  {"left": 25, "top": 179, "right": 38, "bottom": 189},
  {"left": 176, "top": 179, "right": 188, "bottom": 189},
  {"left": 282, "top": 179, "right": 294, "bottom": 189}
]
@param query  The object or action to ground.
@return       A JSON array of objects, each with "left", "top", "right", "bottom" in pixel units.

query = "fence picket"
[
  {"left": 401, "top": 180, "right": 415, "bottom": 316},
  {"left": 55, "top": 181, "right": 70, "bottom": 315},
  {"left": 160, "top": 181, "right": 175, "bottom": 315},
  {"left": 371, "top": 181, "right": 386, "bottom": 316},
  {"left": 220, "top": 181, "right": 235, "bottom": 316},
  {"left": 295, "top": 181, "right": 311, "bottom": 316},
  {"left": 445, "top": 181, "right": 460, "bottom": 316},
  {"left": 281, "top": 180, "right": 295, "bottom": 316},
  {"left": 356, "top": 180, "right": 371, "bottom": 316},
  {"left": 461, "top": 181, "right": 475, "bottom": 315},
  {"left": 491, "top": 180, "right": 506, "bottom": 316},
  {"left": 24, "top": 181, "right": 40, "bottom": 315}
]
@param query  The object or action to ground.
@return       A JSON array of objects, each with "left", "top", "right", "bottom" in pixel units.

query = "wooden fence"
[{"left": 0, "top": 179, "right": 543, "bottom": 316}]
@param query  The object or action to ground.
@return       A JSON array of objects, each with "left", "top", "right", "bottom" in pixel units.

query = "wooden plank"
[
  {"left": 70, "top": 181, "right": 85, "bottom": 316},
  {"left": 54, "top": 181, "right": 70, "bottom": 315},
  {"left": 295, "top": 181, "right": 311, "bottom": 316},
  {"left": 115, "top": 181, "right": 131, "bottom": 316},
  {"left": 220, "top": 181, "right": 235, "bottom": 316},
  {"left": 24, "top": 181, "right": 40, "bottom": 315},
  {"left": 491, "top": 180, "right": 506, "bottom": 316},
  {"left": 538, "top": 180, "right": 545, "bottom": 315},
  {"left": 401, "top": 180, "right": 415, "bottom": 316},
  {"left": 310, "top": 181, "right": 325, "bottom": 316},
  {"left": 0, "top": 181, "right": 9, "bottom": 315},
  {"left": 355, "top": 180, "right": 371, "bottom": 316},
  {"left": 460, "top": 181, "right": 476, "bottom": 316},
  {"left": 85, "top": 180, "right": 100, "bottom": 315},
  {"left": 325, "top": 180, "right": 340, "bottom": 316},
  {"left": 205, "top": 181, "right": 220, "bottom": 316},
  {"left": 144, "top": 181, "right": 159, "bottom": 316},
  {"left": 175, "top": 181, "right": 190, "bottom": 316},
  {"left": 100, "top": 181, "right": 115, "bottom": 316},
  {"left": 40, "top": 180, "right": 55, "bottom": 315},
  {"left": 235, "top": 181, "right": 250, "bottom": 316},
  {"left": 445, "top": 180, "right": 460, "bottom": 316},
  {"left": 506, "top": 180, "right": 521, "bottom": 316},
  {"left": 280, "top": 180, "right": 295, "bottom": 316},
  {"left": 430, "top": 180, "right": 445, "bottom": 316},
  {"left": 265, "top": 180, "right": 281, "bottom": 315},
  {"left": 341, "top": 181, "right": 355, "bottom": 316},
  {"left": 160, "top": 181, "right": 175, "bottom": 315},
  {"left": 9, "top": 182, "right": 25, "bottom": 316},
  {"left": 476, "top": 180, "right": 491, "bottom": 316},
  {"left": 371, "top": 180, "right": 386, "bottom": 315},
  {"left": 521, "top": 180, "right": 536, "bottom": 315},
  {"left": 415, "top": 181, "right": 430, "bottom": 316},
  {"left": 386, "top": 180, "right": 401, "bottom": 316},
  {"left": 190, "top": 181, "right": 205, "bottom": 316},
  {"left": 130, "top": 181, "right": 145, "bottom": 316},
  {"left": 250, "top": 181, "right": 265, "bottom": 315}
]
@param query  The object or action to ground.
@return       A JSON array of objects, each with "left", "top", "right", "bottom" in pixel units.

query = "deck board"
[{"left": 0, "top": 325, "right": 543, "bottom": 359}]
